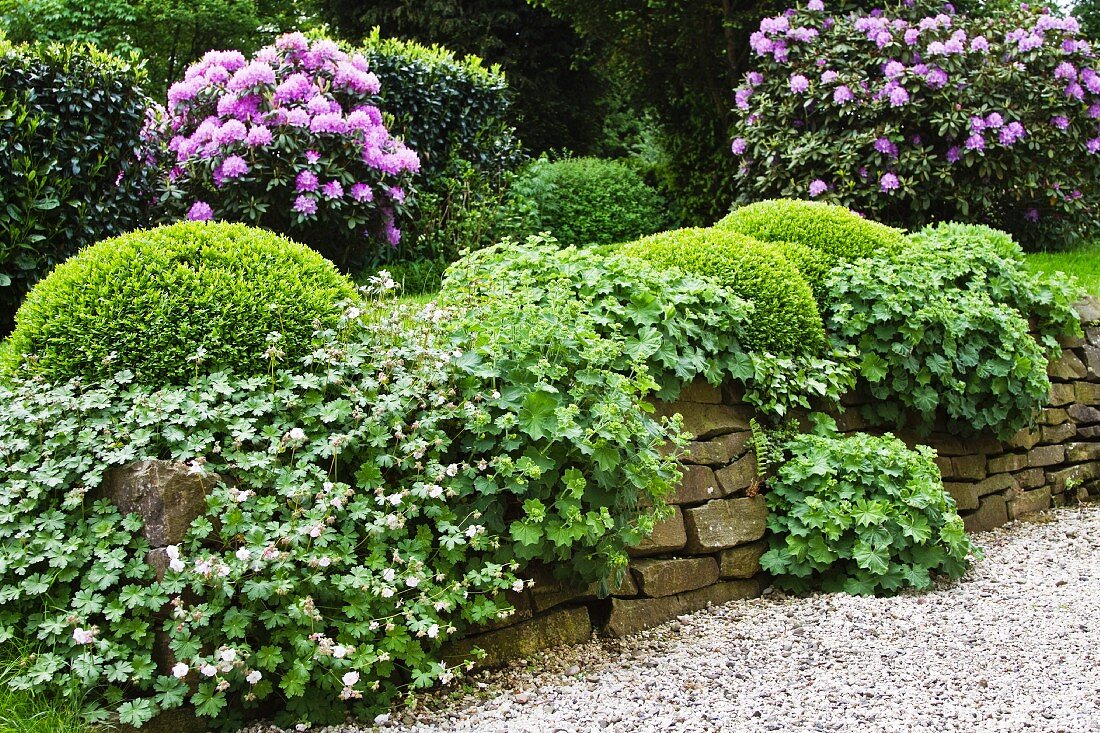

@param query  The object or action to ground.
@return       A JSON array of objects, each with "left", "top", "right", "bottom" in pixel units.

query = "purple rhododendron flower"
[
  {"left": 924, "top": 68, "right": 948, "bottom": 88},
  {"left": 1025, "top": 208, "right": 1040, "bottom": 222},
  {"left": 874, "top": 137, "right": 899, "bottom": 157},
  {"left": 998, "top": 121, "right": 1025, "bottom": 145},
  {"left": 970, "top": 35, "right": 989, "bottom": 51},
  {"left": 833, "top": 85, "right": 854, "bottom": 103},
  {"left": 884, "top": 60, "right": 906, "bottom": 79},
  {"left": 887, "top": 85, "right": 910, "bottom": 106},
  {"left": 789, "top": 73, "right": 810, "bottom": 93},
  {"left": 188, "top": 201, "right": 214, "bottom": 221},
  {"left": 1055, "top": 62, "right": 1077, "bottom": 81},
  {"left": 821, "top": 69, "right": 838, "bottom": 83},
  {"left": 1051, "top": 115, "right": 1070, "bottom": 129},
  {"left": 1088, "top": 138, "right": 1100, "bottom": 154},
  {"left": 296, "top": 170, "right": 318, "bottom": 192},
  {"left": 310, "top": 113, "right": 348, "bottom": 134},
  {"left": 808, "top": 179, "right": 828, "bottom": 196},
  {"left": 274, "top": 73, "right": 314, "bottom": 104},
  {"left": 731, "top": 137, "right": 748, "bottom": 155},
  {"left": 904, "top": 28, "right": 920, "bottom": 45},
  {"left": 321, "top": 181, "right": 344, "bottom": 199},
  {"left": 879, "top": 172, "right": 900, "bottom": 191},
  {"left": 228, "top": 61, "right": 276, "bottom": 92},
  {"left": 219, "top": 155, "right": 249, "bottom": 179},
  {"left": 984, "top": 112, "right": 1004, "bottom": 129},
  {"left": 350, "top": 183, "right": 373, "bottom": 202},
  {"left": 807, "top": 0, "right": 824, "bottom": 11},
  {"left": 946, "top": 145, "right": 962, "bottom": 162},
  {"left": 305, "top": 150, "right": 322, "bottom": 164},
  {"left": 245, "top": 125, "right": 272, "bottom": 147},
  {"left": 275, "top": 32, "right": 309, "bottom": 53},
  {"left": 747, "top": 72, "right": 765, "bottom": 86},
  {"left": 293, "top": 194, "right": 318, "bottom": 216},
  {"left": 965, "top": 133, "right": 986, "bottom": 151},
  {"left": 735, "top": 87, "right": 753, "bottom": 110},
  {"left": 284, "top": 108, "right": 310, "bottom": 127},
  {"left": 1065, "top": 83, "right": 1085, "bottom": 100},
  {"left": 214, "top": 119, "right": 247, "bottom": 146},
  {"left": 388, "top": 186, "right": 406, "bottom": 203}
]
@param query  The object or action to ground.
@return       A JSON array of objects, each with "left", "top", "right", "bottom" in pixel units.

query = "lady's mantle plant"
[
  {"left": 731, "top": 0, "right": 1100, "bottom": 246},
  {"left": 0, "top": 282, "right": 679, "bottom": 729},
  {"left": 156, "top": 34, "right": 420, "bottom": 271}
]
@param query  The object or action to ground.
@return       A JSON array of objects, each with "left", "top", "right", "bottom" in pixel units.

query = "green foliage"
[
  {"left": 1025, "top": 239, "right": 1100, "bottom": 297},
  {"left": 0, "top": 40, "right": 155, "bottom": 334},
  {"left": 718, "top": 199, "right": 906, "bottom": 267},
  {"left": 359, "top": 258, "right": 446, "bottom": 297},
  {"left": 2, "top": 222, "right": 358, "bottom": 385},
  {"left": 621, "top": 227, "right": 825, "bottom": 356},
  {"left": 825, "top": 241, "right": 1058, "bottom": 438},
  {"left": 764, "top": 240, "right": 835, "bottom": 304},
  {"left": 0, "top": 284, "right": 679, "bottom": 726},
  {"left": 0, "top": 640, "right": 91, "bottom": 733},
  {"left": 760, "top": 430, "right": 976, "bottom": 595},
  {"left": 499, "top": 158, "right": 667, "bottom": 247}
]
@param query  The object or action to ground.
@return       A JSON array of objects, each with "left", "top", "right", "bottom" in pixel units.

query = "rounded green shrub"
[
  {"left": 621, "top": 227, "right": 824, "bottom": 355},
  {"left": 2, "top": 222, "right": 359, "bottom": 385},
  {"left": 499, "top": 157, "right": 667, "bottom": 246},
  {"left": 717, "top": 199, "right": 905, "bottom": 265},
  {"left": 768, "top": 240, "right": 834, "bottom": 304}
]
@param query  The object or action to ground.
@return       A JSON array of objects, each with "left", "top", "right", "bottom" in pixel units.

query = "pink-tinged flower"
[
  {"left": 305, "top": 150, "right": 321, "bottom": 164},
  {"left": 874, "top": 137, "right": 898, "bottom": 157},
  {"left": 342, "top": 671, "right": 360, "bottom": 687},
  {"left": 887, "top": 85, "right": 909, "bottom": 106},
  {"left": 821, "top": 69, "right": 838, "bottom": 84},
  {"left": 307, "top": 95, "right": 338, "bottom": 116},
  {"left": 965, "top": 133, "right": 986, "bottom": 151},
  {"left": 311, "top": 39, "right": 344, "bottom": 61},
  {"left": 1087, "top": 137, "right": 1100, "bottom": 154},
  {"left": 731, "top": 137, "right": 748, "bottom": 155},
  {"left": 275, "top": 32, "right": 310, "bottom": 53},
  {"left": 228, "top": 61, "right": 276, "bottom": 92},
  {"left": 970, "top": 35, "right": 989, "bottom": 51},
  {"left": 926, "top": 41, "right": 946, "bottom": 55},
  {"left": 296, "top": 171, "right": 319, "bottom": 192},
  {"left": 294, "top": 195, "right": 318, "bottom": 216},
  {"left": 245, "top": 125, "right": 272, "bottom": 147},
  {"left": 167, "top": 78, "right": 205, "bottom": 108},
  {"left": 883, "top": 60, "right": 905, "bottom": 79},
  {"left": 808, "top": 179, "right": 828, "bottom": 197},
  {"left": 1055, "top": 62, "right": 1077, "bottom": 81},
  {"left": 188, "top": 201, "right": 214, "bottom": 221},
  {"left": 879, "top": 172, "right": 900, "bottom": 191},
  {"left": 72, "top": 627, "right": 95, "bottom": 645},
  {"left": 1084, "top": 71, "right": 1100, "bottom": 95},
  {"left": 284, "top": 108, "right": 311, "bottom": 127},
  {"left": 1024, "top": 208, "right": 1040, "bottom": 222},
  {"left": 310, "top": 113, "right": 348, "bottom": 134},
  {"left": 1090, "top": 104, "right": 1100, "bottom": 119},
  {"left": 171, "top": 663, "right": 189, "bottom": 679},
  {"left": 350, "top": 183, "right": 373, "bottom": 202},
  {"left": 219, "top": 155, "right": 249, "bottom": 179},
  {"left": 200, "top": 664, "right": 218, "bottom": 678},
  {"left": 247, "top": 670, "right": 263, "bottom": 684},
  {"left": 321, "top": 180, "right": 344, "bottom": 199},
  {"left": 946, "top": 145, "right": 961, "bottom": 163},
  {"left": 214, "top": 119, "right": 247, "bottom": 146},
  {"left": 1051, "top": 115, "right": 1070, "bottom": 130},
  {"left": 274, "top": 73, "right": 314, "bottom": 104},
  {"left": 789, "top": 74, "right": 810, "bottom": 93},
  {"left": 833, "top": 85, "right": 854, "bottom": 104},
  {"left": 334, "top": 61, "right": 381, "bottom": 95}
]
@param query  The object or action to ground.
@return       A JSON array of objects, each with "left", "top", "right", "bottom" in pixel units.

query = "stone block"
[
  {"left": 1013, "top": 468, "right": 1047, "bottom": 490},
  {"left": 628, "top": 507, "right": 688, "bottom": 558},
  {"left": 1048, "top": 463, "right": 1100, "bottom": 494},
  {"left": 987, "top": 453, "right": 1028, "bottom": 474},
  {"left": 605, "top": 579, "right": 763, "bottom": 638},
  {"left": 974, "top": 473, "right": 1016, "bottom": 498},
  {"left": 671, "top": 465, "right": 721, "bottom": 505},
  {"left": 1076, "top": 382, "right": 1100, "bottom": 406},
  {"left": 1066, "top": 442, "right": 1100, "bottom": 463},
  {"left": 1049, "top": 383, "right": 1077, "bottom": 407},
  {"left": 118, "top": 707, "right": 206, "bottom": 733},
  {"left": 1039, "top": 408, "right": 1070, "bottom": 426},
  {"left": 443, "top": 607, "right": 592, "bottom": 670},
  {"left": 933, "top": 456, "right": 954, "bottom": 476},
  {"left": 1079, "top": 426, "right": 1100, "bottom": 438},
  {"left": 1083, "top": 345, "right": 1100, "bottom": 378},
  {"left": 1041, "top": 423, "right": 1077, "bottom": 445},
  {"left": 1047, "top": 350, "right": 1089, "bottom": 380},
  {"left": 1074, "top": 296, "right": 1100, "bottom": 325},
  {"left": 1006, "top": 428, "right": 1041, "bottom": 451},
  {"left": 683, "top": 496, "right": 767, "bottom": 553},
  {"left": 963, "top": 494, "right": 1009, "bottom": 533},
  {"left": 97, "top": 460, "right": 213, "bottom": 548},
  {"left": 682, "top": 432, "right": 751, "bottom": 466},
  {"left": 946, "top": 454, "right": 987, "bottom": 481},
  {"left": 528, "top": 572, "right": 637, "bottom": 613},
  {"left": 715, "top": 453, "right": 759, "bottom": 496},
  {"left": 1028, "top": 445, "right": 1066, "bottom": 468},
  {"left": 1007, "top": 487, "right": 1052, "bottom": 520},
  {"left": 678, "top": 378, "right": 723, "bottom": 404},
  {"left": 651, "top": 401, "right": 752, "bottom": 440},
  {"left": 943, "top": 483, "right": 980, "bottom": 512},
  {"left": 1068, "top": 403, "right": 1100, "bottom": 425},
  {"left": 718, "top": 540, "right": 768, "bottom": 579},
  {"left": 631, "top": 557, "right": 719, "bottom": 598}
]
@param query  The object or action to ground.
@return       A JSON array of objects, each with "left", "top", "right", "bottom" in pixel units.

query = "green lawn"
[
  {"left": 0, "top": 643, "right": 88, "bottom": 733},
  {"left": 1024, "top": 240, "right": 1100, "bottom": 297}
]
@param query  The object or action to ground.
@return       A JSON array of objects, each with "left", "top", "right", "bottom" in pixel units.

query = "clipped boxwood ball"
[
  {"left": 622, "top": 228, "right": 824, "bottom": 355},
  {"left": 718, "top": 199, "right": 905, "bottom": 264},
  {"left": 2, "top": 222, "right": 359, "bottom": 385}
]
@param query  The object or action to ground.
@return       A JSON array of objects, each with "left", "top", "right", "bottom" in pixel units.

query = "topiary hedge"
[
  {"left": 499, "top": 157, "right": 668, "bottom": 247},
  {"left": 0, "top": 39, "right": 157, "bottom": 334},
  {"left": 1, "top": 222, "right": 359, "bottom": 385},
  {"left": 621, "top": 227, "right": 824, "bottom": 356}
]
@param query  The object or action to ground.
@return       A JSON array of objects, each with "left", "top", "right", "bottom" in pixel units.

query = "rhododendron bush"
[
  {"left": 730, "top": 1, "right": 1100, "bottom": 247},
  {"left": 155, "top": 33, "right": 420, "bottom": 271}
]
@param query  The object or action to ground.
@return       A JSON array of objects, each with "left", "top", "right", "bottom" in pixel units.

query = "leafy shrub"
[
  {"left": 1, "top": 222, "right": 358, "bottom": 385},
  {"left": 499, "top": 157, "right": 667, "bottom": 246},
  {"left": 825, "top": 244, "right": 1055, "bottom": 437},
  {"left": 760, "top": 429, "right": 975, "bottom": 595},
  {"left": 155, "top": 34, "right": 418, "bottom": 272},
  {"left": 0, "top": 40, "right": 156, "bottom": 334},
  {"left": 907, "top": 221, "right": 1084, "bottom": 351},
  {"left": 360, "top": 31, "right": 524, "bottom": 263},
  {"left": 730, "top": 2, "right": 1100, "bottom": 248},
  {"left": 0, "top": 287, "right": 679, "bottom": 728},
  {"left": 443, "top": 235, "right": 855, "bottom": 416},
  {"left": 621, "top": 227, "right": 824, "bottom": 356}
]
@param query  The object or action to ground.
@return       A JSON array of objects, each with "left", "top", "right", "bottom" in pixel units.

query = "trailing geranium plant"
[
  {"left": 154, "top": 34, "right": 420, "bottom": 271},
  {"left": 731, "top": 0, "right": 1100, "bottom": 247}
]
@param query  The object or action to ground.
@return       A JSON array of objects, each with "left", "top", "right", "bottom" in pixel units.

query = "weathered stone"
[
  {"left": 1029, "top": 444, "right": 1066, "bottom": 468},
  {"left": 946, "top": 454, "right": 987, "bottom": 481},
  {"left": 1048, "top": 463, "right": 1100, "bottom": 494},
  {"left": 651, "top": 401, "right": 752, "bottom": 440},
  {"left": 631, "top": 557, "right": 719, "bottom": 598},
  {"left": 943, "top": 483, "right": 980, "bottom": 512},
  {"left": 527, "top": 572, "right": 636, "bottom": 613},
  {"left": 1074, "top": 296, "right": 1100, "bottom": 325},
  {"left": 1008, "top": 487, "right": 1052, "bottom": 520},
  {"left": 97, "top": 460, "right": 213, "bottom": 547},
  {"left": 628, "top": 507, "right": 688, "bottom": 558},
  {"left": 1068, "top": 403, "right": 1100, "bottom": 425},
  {"left": 1067, "top": 442, "right": 1100, "bottom": 463},
  {"left": 974, "top": 473, "right": 1016, "bottom": 498},
  {"left": 1039, "top": 408, "right": 1071, "bottom": 425},
  {"left": 682, "top": 432, "right": 751, "bottom": 466},
  {"left": 1013, "top": 468, "right": 1047, "bottom": 490},
  {"left": 605, "top": 579, "right": 763, "bottom": 637},
  {"left": 1047, "top": 350, "right": 1089, "bottom": 380},
  {"left": 918, "top": 433, "right": 967, "bottom": 456},
  {"left": 1075, "top": 382, "right": 1100, "bottom": 406},
  {"left": 1078, "top": 426, "right": 1100, "bottom": 439},
  {"left": 963, "top": 494, "right": 1009, "bottom": 533},
  {"left": 443, "top": 607, "right": 592, "bottom": 670},
  {"left": 1006, "top": 428, "right": 1042, "bottom": 451},
  {"left": 987, "top": 453, "right": 1028, "bottom": 474},
  {"left": 1049, "top": 383, "right": 1077, "bottom": 407},
  {"left": 678, "top": 378, "right": 723, "bottom": 404},
  {"left": 671, "top": 465, "right": 721, "bottom": 505},
  {"left": 118, "top": 707, "right": 206, "bottom": 733},
  {"left": 683, "top": 496, "right": 767, "bottom": 553},
  {"left": 1083, "top": 345, "right": 1100, "bottom": 378},
  {"left": 715, "top": 453, "right": 759, "bottom": 496},
  {"left": 718, "top": 540, "right": 768, "bottom": 578},
  {"left": 1041, "top": 423, "right": 1077, "bottom": 445},
  {"left": 933, "top": 456, "right": 954, "bottom": 476}
]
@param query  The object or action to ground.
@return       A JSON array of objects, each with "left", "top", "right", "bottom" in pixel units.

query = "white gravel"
[{"left": 261, "top": 504, "right": 1100, "bottom": 733}]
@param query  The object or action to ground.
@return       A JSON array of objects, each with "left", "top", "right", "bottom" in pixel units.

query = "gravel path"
[{"left": 267, "top": 504, "right": 1100, "bottom": 733}]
